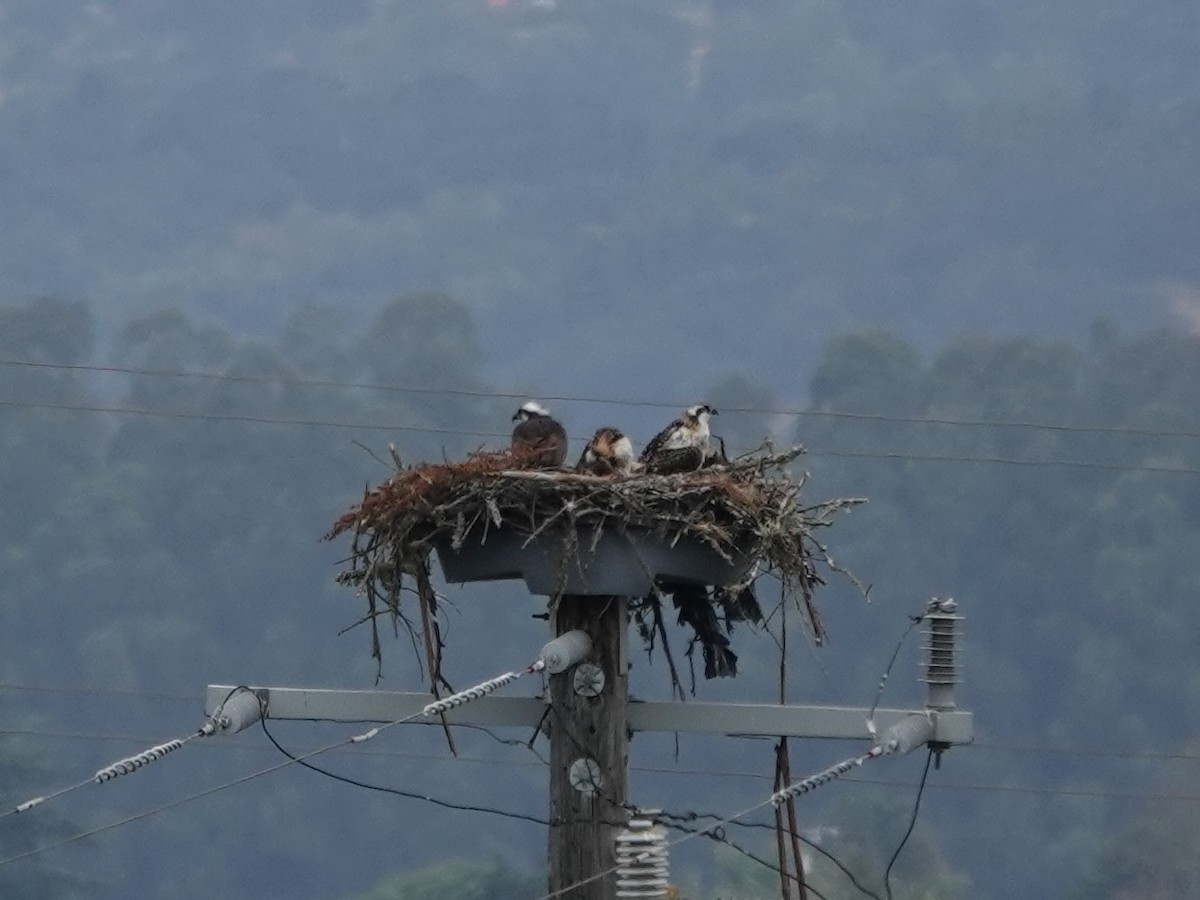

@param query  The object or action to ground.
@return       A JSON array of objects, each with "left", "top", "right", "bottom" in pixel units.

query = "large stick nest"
[{"left": 326, "top": 445, "right": 864, "bottom": 686}]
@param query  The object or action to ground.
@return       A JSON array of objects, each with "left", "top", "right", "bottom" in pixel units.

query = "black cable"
[
  {"left": 737, "top": 821, "right": 883, "bottom": 900},
  {"left": 551, "top": 695, "right": 874, "bottom": 900},
  {"left": 659, "top": 810, "right": 883, "bottom": 900},
  {"left": 866, "top": 612, "right": 927, "bottom": 742},
  {"left": 543, "top": 701, "right": 824, "bottom": 896},
  {"left": 884, "top": 748, "right": 934, "bottom": 900},
  {"left": 437, "top": 721, "right": 549, "bottom": 765},
  {"left": 257, "top": 715, "right": 549, "bottom": 827},
  {"left": 6, "top": 356, "right": 1200, "bottom": 441},
  {"left": 6, "top": 394, "right": 1199, "bottom": 474},
  {"left": 8, "top": 715, "right": 1200, "bottom": 766},
  {"left": 659, "top": 817, "right": 831, "bottom": 900}
]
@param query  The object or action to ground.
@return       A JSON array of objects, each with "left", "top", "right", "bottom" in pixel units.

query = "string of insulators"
[
  {"left": 93, "top": 737, "right": 190, "bottom": 783},
  {"left": 8, "top": 725, "right": 214, "bottom": 817},
  {"left": 770, "top": 751, "right": 877, "bottom": 807},
  {"left": 614, "top": 813, "right": 670, "bottom": 899},
  {"left": 421, "top": 671, "right": 523, "bottom": 718},
  {"left": 922, "top": 597, "right": 962, "bottom": 710},
  {"left": 413, "top": 632, "right": 591, "bottom": 718}
]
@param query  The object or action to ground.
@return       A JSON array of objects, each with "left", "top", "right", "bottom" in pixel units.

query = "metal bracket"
[
  {"left": 573, "top": 663, "right": 605, "bottom": 697},
  {"left": 205, "top": 686, "right": 974, "bottom": 745},
  {"left": 569, "top": 757, "right": 602, "bottom": 793}
]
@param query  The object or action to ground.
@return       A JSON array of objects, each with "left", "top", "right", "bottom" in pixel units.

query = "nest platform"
[{"left": 327, "top": 445, "right": 862, "bottom": 681}]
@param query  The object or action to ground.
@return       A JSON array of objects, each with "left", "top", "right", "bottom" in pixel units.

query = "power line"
[
  {"left": 970, "top": 740, "right": 1200, "bottom": 761},
  {"left": 0, "top": 682, "right": 195, "bottom": 702},
  {"left": 3, "top": 356, "right": 1200, "bottom": 440},
  {"left": 0, "top": 750, "right": 315, "bottom": 869},
  {"left": 840, "top": 775, "right": 1200, "bottom": 803},
  {"left": 0, "top": 725, "right": 553, "bottom": 769},
  {"left": 0, "top": 669, "right": 537, "bottom": 867},
  {"left": 664, "top": 817, "right": 836, "bottom": 900},
  {"left": 660, "top": 812, "right": 883, "bottom": 900},
  {"left": 884, "top": 749, "right": 933, "bottom": 900},
  {"left": 257, "top": 715, "right": 549, "bottom": 827},
  {"left": 5, "top": 689, "right": 1200, "bottom": 763},
  {"left": 5, "top": 736, "right": 1173, "bottom": 887},
  {"left": 814, "top": 447, "right": 1200, "bottom": 475},
  {"left": 7, "top": 724, "right": 1200, "bottom": 802},
  {"left": 0, "top": 398, "right": 492, "bottom": 437},
  {"left": 3, "top": 397, "right": 1197, "bottom": 475},
  {"left": 0, "top": 731, "right": 207, "bottom": 822},
  {"left": 537, "top": 748, "right": 887, "bottom": 900}
]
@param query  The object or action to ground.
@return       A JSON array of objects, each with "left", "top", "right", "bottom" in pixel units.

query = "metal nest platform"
[
  {"left": 434, "top": 525, "right": 755, "bottom": 597},
  {"left": 326, "top": 445, "right": 864, "bottom": 679}
]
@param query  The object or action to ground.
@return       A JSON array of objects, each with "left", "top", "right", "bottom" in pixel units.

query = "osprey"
[
  {"left": 511, "top": 401, "right": 568, "bottom": 468},
  {"left": 576, "top": 427, "right": 637, "bottom": 475},
  {"left": 640, "top": 404, "right": 718, "bottom": 473}
]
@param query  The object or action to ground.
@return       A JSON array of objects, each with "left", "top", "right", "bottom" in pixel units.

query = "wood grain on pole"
[{"left": 548, "top": 595, "right": 629, "bottom": 899}]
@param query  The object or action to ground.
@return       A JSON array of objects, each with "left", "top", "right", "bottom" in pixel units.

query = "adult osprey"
[
  {"left": 640, "top": 404, "right": 718, "bottom": 473},
  {"left": 511, "top": 401, "right": 568, "bottom": 468},
  {"left": 576, "top": 427, "right": 637, "bottom": 475}
]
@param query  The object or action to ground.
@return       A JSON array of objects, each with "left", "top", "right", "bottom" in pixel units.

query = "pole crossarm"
[{"left": 205, "top": 685, "right": 972, "bottom": 745}]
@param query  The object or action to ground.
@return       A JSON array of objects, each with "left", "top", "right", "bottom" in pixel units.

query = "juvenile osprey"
[
  {"left": 640, "top": 404, "right": 718, "bottom": 473},
  {"left": 511, "top": 401, "right": 568, "bottom": 468},
  {"left": 577, "top": 426, "right": 637, "bottom": 475}
]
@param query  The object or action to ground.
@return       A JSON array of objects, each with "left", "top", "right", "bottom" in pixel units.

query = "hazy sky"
[{"left": 1, "top": 0, "right": 1195, "bottom": 403}]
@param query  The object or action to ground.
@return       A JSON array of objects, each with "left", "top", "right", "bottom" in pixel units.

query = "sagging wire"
[
  {"left": 657, "top": 816, "right": 833, "bottom": 900},
  {"left": 657, "top": 811, "right": 884, "bottom": 900},
  {"left": 257, "top": 715, "right": 549, "bottom": 826},
  {"left": 537, "top": 747, "right": 888, "bottom": 900},
  {"left": 541, "top": 665, "right": 891, "bottom": 900},
  {"left": 541, "top": 700, "right": 941, "bottom": 900},
  {"left": 865, "top": 611, "right": 928, "bottom": 746},
  {"left": 0, "top": 663, "right": 543, "bottom": 868},
  {"left": 248, "top": 660, "right": 550, "bottom": 822},
  {"left": 547, "top": 697, "right": 845, "bottom": 898},
  {"left": 245, "top": 649, "right": 552, "bottom": 825},
  {"left": 0, "top": 693, "right": 238, "bottom": 821},
  {"left": 884, "top": 748, "right": 934, "bottom": 900}
]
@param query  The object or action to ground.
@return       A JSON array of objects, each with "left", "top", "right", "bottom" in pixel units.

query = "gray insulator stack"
[
  {"left": 538, "top": 629, "right": 593, "bottom": 674},
  {"left": 215, "top": 689, "right": 264, "bottom": 735},
  {"left": 878, "top": 714, "right": 936, "bottom": 757},
  {"left": 614, "top": 812, "right": 670, "bottom": 899},
  {"left": 922, "top": 597, "right": 961, "bottom": 710}
]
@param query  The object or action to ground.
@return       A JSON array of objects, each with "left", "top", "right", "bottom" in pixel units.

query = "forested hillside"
[
  {"left": 2, "top": 296, "right": 1199, "bottom": 898},
  {"left": 3, "top": 0, "right": 1198, "bottom": 896},
  {"left": 1, "top": 1, "right": 1196, "bottom": 397}
]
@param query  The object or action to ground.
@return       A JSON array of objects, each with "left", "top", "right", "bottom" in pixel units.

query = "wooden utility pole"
[
  {"left": 208, "top": 585, "right": 972, "bottom": 898},
  {"left": 548, "top": 594, "right": 629, "bottom": 899}
]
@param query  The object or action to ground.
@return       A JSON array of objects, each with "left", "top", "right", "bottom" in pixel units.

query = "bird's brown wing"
[
  {"left": 643, "top": 446, "right": 704, "bottom": 474},
  {"left": 512, "top": 417, "right": 568, "bottom": 467},
  {"left": 639, "top": 418, "right": 685, "bottom": 463}
]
